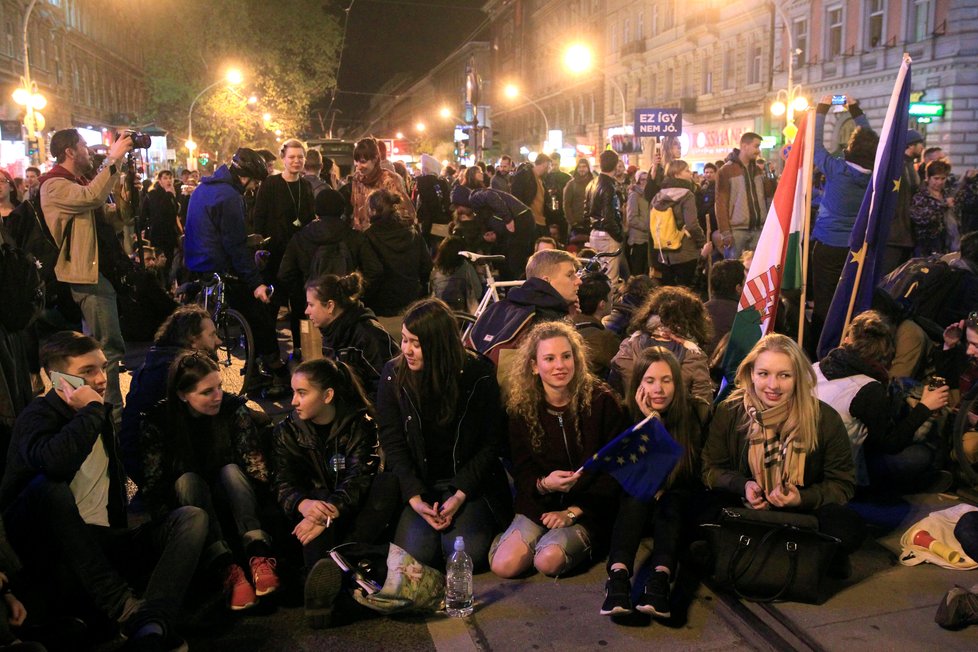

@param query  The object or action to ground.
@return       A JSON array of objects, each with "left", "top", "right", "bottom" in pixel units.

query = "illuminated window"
[{"left": 866, "top": 0, "right": 884, "bottom": 48}]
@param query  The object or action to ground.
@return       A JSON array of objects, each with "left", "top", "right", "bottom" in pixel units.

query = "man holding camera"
[{"left": 40, "top": 128, "right": 134, "bottom": 424}]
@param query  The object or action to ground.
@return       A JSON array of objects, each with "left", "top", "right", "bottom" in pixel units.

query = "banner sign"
[{"left": 634, "top": 108, "right": 683, "bottom": 136}]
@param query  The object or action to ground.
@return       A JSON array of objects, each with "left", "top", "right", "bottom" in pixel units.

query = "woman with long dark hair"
[
  {"left": 601, "top": 347, "right": 709, "bottom": 619},
  {"left": 139, "top": 352, "right": 278, "bottom": 611},
  {"left": 304, "top": 272, "right": 397, "bottom": 400},
  {"left": 490, "top": 321, "right": 627, "bottom": 578},
  {"left": 376, "top": 298, "right": 511, "bottom": 569}
]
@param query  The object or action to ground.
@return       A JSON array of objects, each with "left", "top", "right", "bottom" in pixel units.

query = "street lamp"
[
  {"left": 563, "top": 43, "right": 627, "bottom": 132},
  {"left": 187, "top": 68, "right": 244, "bottom": 168},
  {"left": 771, "top": 3, "right": 806, "bottom": 143},
  {"left": 503, "top": 84, "right": 550, "bottom": 146},
  {"left": 15, "top": 0, "right": 46, "bottom": 165},
  {"left": 439, "top": 106, "right": 452, "bottom": 119},
  {"left": 416, "top": 122, "right": 426, "bottom": 133}
]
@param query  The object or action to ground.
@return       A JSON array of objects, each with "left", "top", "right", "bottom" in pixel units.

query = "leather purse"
[{"left": 704, "top": 507, "right": 841, "bottom": 604}]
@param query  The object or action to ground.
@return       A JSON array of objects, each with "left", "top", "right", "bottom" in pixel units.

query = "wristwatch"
[{"left": 566, "top": 510, "right": 577, "bottom": 522}]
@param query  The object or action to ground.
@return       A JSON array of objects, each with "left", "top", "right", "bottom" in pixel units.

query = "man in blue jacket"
[{"left": 184, "top": 147, "right": 289, "bottom": 397}]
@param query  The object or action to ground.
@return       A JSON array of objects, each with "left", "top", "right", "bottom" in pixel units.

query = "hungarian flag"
[
  {"left": 580, "top": 414, "right": 683, "bottom": 502},
  {"left": 817, "top": 56, "right": 913, "bottom": 358},
  {"left": 718, "top": 111, "right": 814, "bottom": 396}
]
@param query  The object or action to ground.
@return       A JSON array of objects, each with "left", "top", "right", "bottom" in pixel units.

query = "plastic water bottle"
[{"left": 445, "top": 536, "right": 474, "bottom": 617}]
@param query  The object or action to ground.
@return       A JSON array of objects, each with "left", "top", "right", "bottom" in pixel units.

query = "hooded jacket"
[
  {"left": 363, "top": 214, "right": 432, "bottom": 316},
  {"left": 812, "top": 107, "right": 873, "bottom": 247},
  {"left": 626, "top": 182, "right": 650, "bottom": 245},
  {"left": 321, "top": 302, "right": 398, "bottom": 400},
  {"left": 184, "top": 165, "right": 263, "bottom": 290},
  {"left": 649, "top": 179, "right": 706, "bottom": 265},
  {"left": 277, "top": 216, "right": 383, "bottom": 290},
  {"left": 467, "top": 277, "right": 571, "bottom": 360},
  {"left": 272, "top": 406, "right": 379, "bottom": 518},
  {"left": 40, "top": 163, "right": 119, "bottom": 284}
]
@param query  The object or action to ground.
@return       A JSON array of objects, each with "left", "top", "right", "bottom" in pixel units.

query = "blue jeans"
[
  {"left": 70, "top": 274, "right": 125, "bottom": 423},
  {"left": 393, "top": 487, "right": 496, "bottom": 571},
  {"left": 3, "top": 476, "right": 206, "bottom": 623},
  {"left": 866, "top": 442, "right": 939, "bottom": 494},
  {"left": 173, "top": 465, "right": 271, "bottom": 566}
]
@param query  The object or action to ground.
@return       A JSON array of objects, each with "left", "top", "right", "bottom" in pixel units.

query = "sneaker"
[
  {"left": 329, "top": 549, "right": 353, "bottom": 573},
  {"left": 251, "top": 556, "right": 280, "bottom": 596},
  {"left": 305, "top": 558, "right": 343, "bottom": 629},
  {"left": 635, "top": 570, "right": 671, "bottom": 618},
  {"left": 600, "top": 569, "right": 633, "bottom": 616},
  {"left": 936, "top": 585, "right": 978, "bottom": 629},
  {"left": 224, "top": 564, "right": 257, "bottom": 611}
]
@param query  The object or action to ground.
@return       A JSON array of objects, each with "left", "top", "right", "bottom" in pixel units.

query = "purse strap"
[{"left": 728, "top": 525, "right": 799, "bottom": 603}]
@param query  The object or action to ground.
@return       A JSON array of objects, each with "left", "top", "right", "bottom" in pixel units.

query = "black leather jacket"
[
  {"left": 271, "top": 407, "right": 379, "bottom": 518},
  {"left": 584, "top": 173, "right": 623, "bottom": 241}
]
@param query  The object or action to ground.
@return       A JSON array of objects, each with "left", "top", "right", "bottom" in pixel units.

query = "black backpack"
[
  {"left": 4, "top": 199, "right": 59, "bottom": 291},
  {"left": 877, "top": 254, "right": 964, "bottom": 336},
  {"left": 0, "top": 227, "right": 45, "bottom": 332},
  {"left": 438, "top": 272, "right": 470, "bottom": 312},
  {"left": 308, "top": 239, "right": 355, "bottom": 280}
]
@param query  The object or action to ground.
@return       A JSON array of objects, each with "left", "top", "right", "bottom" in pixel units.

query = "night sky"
[{"left": 322, "top": 0, "right": 488, "bottom": 135}]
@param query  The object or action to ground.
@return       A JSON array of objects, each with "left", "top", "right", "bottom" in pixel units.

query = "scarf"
[
  {"left": 745, "top": 396, "right": 806, "bottom": 493},
  {"left": 350, "top": 163, "right": 384, "bottom": 232}
]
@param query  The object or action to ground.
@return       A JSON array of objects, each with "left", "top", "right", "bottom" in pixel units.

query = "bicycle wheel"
[
  {"left": 454, "top": 310, "right": 476, "bottom": 337},
  {"left": 215, "top": 308, "right": 256, "bottom": 397}
]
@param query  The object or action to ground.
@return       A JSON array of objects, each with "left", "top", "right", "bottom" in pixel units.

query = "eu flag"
[
  {"left": 580, "top": 415, "right": 683, "bottom": 502},
  {"left": 817, "top": 56, "right": 913, "bottom": 358}
]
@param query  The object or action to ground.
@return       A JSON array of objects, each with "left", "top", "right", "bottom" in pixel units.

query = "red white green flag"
[{"left": 718, "top": 111, "right": 814, "bottom": 396}]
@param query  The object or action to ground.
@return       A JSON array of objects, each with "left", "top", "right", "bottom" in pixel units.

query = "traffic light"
[{"left": 198, "top": 152, "right": 210, "bottom": 167}]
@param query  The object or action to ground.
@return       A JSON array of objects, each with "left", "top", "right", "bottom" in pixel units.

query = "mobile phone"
[
  {"left": 50, "top": 370, "right": 85, "bottom": 391},
  {"left": 831, "top": 95, "right": 847, "bottom": 106},
  {"left": 928, "top": 376, "right": 947, "bottom": 390}
]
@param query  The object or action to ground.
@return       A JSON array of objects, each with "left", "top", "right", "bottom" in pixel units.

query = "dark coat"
[
  {"left": 375, "top": 354, "right": 512, "bottom": 527},
  {"left": 139, "top": 394, "right": 271, "bottom": 521},
  {"left": 321, "top": 303, "right": 398, "bottom": 400},
  {"left": 413, "top": 174, "right": 452, "bottom": 236},
  {"left": 141, "top": 185, "right": 180, "bottom": 254},
  {"left": 585, "top": 173, "right": 624, "bottom": 241},
  {"left": 119, "top": 345, "right": 181, "bottom": 483},
  {"left": 466, "top": 277, "right": 570, "bottom": 359},
  {"left": 363, "top": 215, "right": 432, "bottom": 316},
  {"left": 0, "top": 390, "right": 128, "bottom": 527},
  {"left": 252, "top": 174, "right": 316, "bottom": 256},
  {"left": 271, "top": 407, "right": 378, "bottom": 518},
  {"left": 702, "top": 399, "right": 855, "bottom": 510},
  {"left": 277, "top": 216, "right": 383, "bottom": 290}
]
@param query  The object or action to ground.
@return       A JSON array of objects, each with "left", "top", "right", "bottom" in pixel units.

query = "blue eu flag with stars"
[{"left": 580, "top": 415, "right": 683, "bottom": 502}]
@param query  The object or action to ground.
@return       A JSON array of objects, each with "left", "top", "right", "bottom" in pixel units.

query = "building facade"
[
  {"left": 0, "top": 0, "right": 146, "bottom": 174},
  {"left": 483, "top": 0, "right": 976, "bottom": 171}
]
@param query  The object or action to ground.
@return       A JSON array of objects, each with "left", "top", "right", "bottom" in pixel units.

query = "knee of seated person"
[
  {"left": 490, "top": 550, "right": 530, "bottom": 578},
  {"left": 533, "top": 545, "right": 568, "bottom": 577},
  {"left": 173, "top": 471, "right": 206, "bottom": 499},
  {"left": 218, "top": 463, "right": 248, "bottom": 485},
  {"left": 171, "top": 505, "right": 209, "bottom": 535}
]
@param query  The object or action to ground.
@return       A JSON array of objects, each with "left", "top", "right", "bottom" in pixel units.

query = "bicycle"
[
  {"left": 455, "top": 251, "right": 523, "bottom": 339},
  {"left": 576, "top": 248, "right": 622, "bottom": 277},
  {"left": 177, "top": 272, "right": 257, "bottom": 397}
]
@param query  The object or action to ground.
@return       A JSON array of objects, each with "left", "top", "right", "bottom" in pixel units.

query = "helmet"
[{"left": 230, "top": 147, "right": 269, "bottom": 182}]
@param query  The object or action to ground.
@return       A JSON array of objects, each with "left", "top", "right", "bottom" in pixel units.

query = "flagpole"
[
  {"left": 576, "top": 413, "right": 656, "bottom": 474},
  {"left": 797, "top": 110, "right": 815, "bottom": 345}
]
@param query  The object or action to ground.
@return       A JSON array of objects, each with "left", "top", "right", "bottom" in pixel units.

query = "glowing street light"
[
  {"left": 185, "top": 139, "right": 197, "bottom": 152},
  {"left": 504, "top": 84, "right": 519, "bottom": 100},
  {"left": 503, "top": 83, "right": 550, "bottom": 143},
  {"left": 395, "top": 131, "right": 404, "bottom": 139},
  {"left": 226, "top": 68, "right": 244, "bottom": 86},
  {"left": 248, "top": 95, "right": 258, "bottom": 105},
  {"left": 564, "top": 43, "right": 593, "bottom": 75},
  {"left": 262, "top": 112, "right": 272, "bottom": 123},
  {"left": 439, "top": 106, "right": 452, "bottom": 119},
  {"left": 188, "top": 67, "right": 246, "bottom": 166},
  {"left": 770, "top": 100, "right": 787, "bottom": 117},
  {"left": 416, "top": 122, "right": 426, "bottom": 133}
]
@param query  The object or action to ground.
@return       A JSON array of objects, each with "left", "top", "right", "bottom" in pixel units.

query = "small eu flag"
[{"left": 580, "top": 415, "right": 683, "bottom": 502}]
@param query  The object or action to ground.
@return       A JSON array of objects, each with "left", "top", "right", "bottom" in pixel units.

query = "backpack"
[
  {"left": 0, "top": 230, "right": 45, "bottom": 332},
  {"left": 650, "top": 204, "right": 686, "bottom": 252},
  {"left": 308, "top": 239, "right": 355, "bottom": 280},
  {"left": 438, "top": 270, "right": 470, "bottom": 312},
  {"left": 877, "top": 255, "right": 964, "bottom": 335},
  {"left": 4, "top": 199, "right": 59, "bottom": 291}
]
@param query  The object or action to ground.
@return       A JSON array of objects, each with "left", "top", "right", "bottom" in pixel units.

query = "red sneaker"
[
  {"left": 224, "top": 564, "right": 257, "bottom": 611},
  {"left": 250, "top": 556, "right": 280, "bottom": 596}
]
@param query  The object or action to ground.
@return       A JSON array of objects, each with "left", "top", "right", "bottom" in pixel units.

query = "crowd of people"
[{"left": 1, "top": 110, "right": 978, "bottom": 650}]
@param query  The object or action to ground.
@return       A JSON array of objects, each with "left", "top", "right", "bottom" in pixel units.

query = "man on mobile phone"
[{"left": 0, "top": 331, "right": 206, "bottom": 651}]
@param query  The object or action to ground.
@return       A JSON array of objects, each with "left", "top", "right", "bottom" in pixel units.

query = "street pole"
[
  {"left": 608, "top": 77, "right": 627, "bottom": 132},
  {"left": 772, "top": 2, "right": 797, "bottom": 128},
  {"left": 186, "top": 79, "right": 226, "bottom": 171},
  {"left": 523, "top": 96, "right": 550, "bottom": 150},
  {"left": 20, "top": 0, "right": 44, "bottom": 165}
]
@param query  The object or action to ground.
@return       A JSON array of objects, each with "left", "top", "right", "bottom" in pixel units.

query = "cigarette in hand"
[{"left": 326, "top": 516, "right": 332, "bottom": 528}]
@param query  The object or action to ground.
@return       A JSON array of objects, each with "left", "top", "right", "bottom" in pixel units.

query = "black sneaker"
[
  {"left": 600, "top": 569, "right": 633, "bottom": 616},
  {"left": 329, "top": 550, "right": 380, "bottom": 594},
  {"left": 635, "top": 570, "right": 671, "bottom": 618},
  {"left": 305, "top": 558, "right": 344, "bottom": 629},
  {"left": 936, "top": 585, "right": 978, "bottom": 629}
]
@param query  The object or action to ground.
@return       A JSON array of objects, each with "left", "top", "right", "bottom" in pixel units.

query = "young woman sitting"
[
  {"left": 602, "top": 347, "right": 710, "bottom": 619},
  {"left": 490, "top": 321, "right": 628, "bottom": 578},
  {"left": 376, "top": 298, "right": 511, "bottom": 570},
  {"left": 702, "top": 334, "right": 865, "bottom": 576},
  {"left": 304, "top": 272, "right": 398, "bottom": 400},
  {"left": 139, "top": 352, "right": 278, "bottom": 611}
]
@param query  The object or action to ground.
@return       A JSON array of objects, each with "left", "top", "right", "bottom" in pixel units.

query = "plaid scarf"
[{"left": 745, "top": 397, "right": 806, "bottom": 493}]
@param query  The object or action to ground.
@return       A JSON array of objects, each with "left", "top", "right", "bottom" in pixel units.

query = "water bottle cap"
[{"left": 454, "top": 536, "right": 465, "bottom": 551}]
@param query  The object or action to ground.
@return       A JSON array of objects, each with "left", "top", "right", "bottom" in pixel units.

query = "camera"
[
  {"left": 928, "top": 376, "right": 946, "bottom": 390},
  {"left": 125, "top": 131, "right": 152, "bottom": 149}
]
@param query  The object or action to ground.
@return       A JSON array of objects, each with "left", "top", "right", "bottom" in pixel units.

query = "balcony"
[{"left": 621, "top": 40, "right": 646, "bottom": 57}]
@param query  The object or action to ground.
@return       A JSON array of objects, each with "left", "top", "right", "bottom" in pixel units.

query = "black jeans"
[
  {"left": 172, "top": 466, "right": 271, "bottom": 567},
  {"left": 4, "top": 476, "right": 206, "bottom": 623},
  {"left": 393, "top": 486, "right": 497, "bottom": 571},
  {"left": 627, "top": 242, "right": 649, "bottom": 277},
  {"left": 810, "top": 240, "right": 849, "bottom": 346},
  {"left": 607, "top": 489, "right": 691, "bottom": 576},
  {"left": 222, "top": 278, "right": 279, "bottom": 357},
  {"left": 654, "top": 259, "right": 698, "bottom": 288}
]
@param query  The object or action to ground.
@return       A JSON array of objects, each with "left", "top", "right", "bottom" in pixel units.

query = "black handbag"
[{"left": 704, "top": 507, "right": 841, "bottom": 604}]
